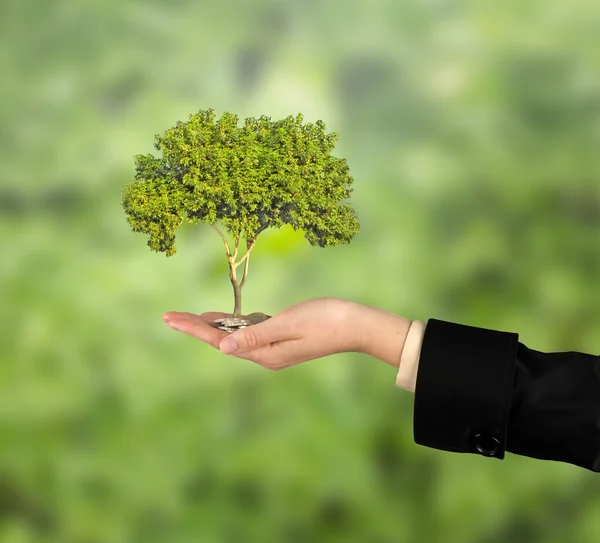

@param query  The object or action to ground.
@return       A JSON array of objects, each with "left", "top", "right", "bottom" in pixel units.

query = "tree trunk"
[{"left": 229, "top": 263, "right": 242, "bottom": 317}]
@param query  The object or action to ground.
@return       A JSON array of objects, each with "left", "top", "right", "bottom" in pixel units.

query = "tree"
[{"left": 121, "top": 109, "right": 360, "bottom": 319}]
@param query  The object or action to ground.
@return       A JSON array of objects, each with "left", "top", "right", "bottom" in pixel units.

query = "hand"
[
  {"left": 162, "top": 297, "right": 411, "bottom": 370},
  {"left": 162, "top": 297, "right": 358, "bottom": 370}
]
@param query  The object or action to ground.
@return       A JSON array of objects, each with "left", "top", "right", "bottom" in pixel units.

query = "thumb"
[{"left": 218, "top": 317, "right": 288, "bottom": 354}]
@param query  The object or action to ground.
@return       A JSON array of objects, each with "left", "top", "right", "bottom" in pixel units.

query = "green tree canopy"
[{"left": 122, "top": 109, "right": 360, "bottom": 257}]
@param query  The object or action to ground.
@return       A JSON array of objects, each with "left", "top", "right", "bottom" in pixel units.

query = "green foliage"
[{"left": 122, "top": 110, "right": 360, "bottom": 256}]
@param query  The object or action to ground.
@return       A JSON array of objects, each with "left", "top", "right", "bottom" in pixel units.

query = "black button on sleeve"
[
  {"left": 473, "top": 433, "right": 501, "bottom": 457},
  {"left": 413, "top": 318, "right": 519, "bottom": 461}
]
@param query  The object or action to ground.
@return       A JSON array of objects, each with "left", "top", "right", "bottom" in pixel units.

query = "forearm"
[{"left": 348, "top": 301, "right": 412, "bottom": 369}]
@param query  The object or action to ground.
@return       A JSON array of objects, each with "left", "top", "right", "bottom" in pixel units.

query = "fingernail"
[{"left": 220, "top": 335, "right": 238, "bottom": 354}]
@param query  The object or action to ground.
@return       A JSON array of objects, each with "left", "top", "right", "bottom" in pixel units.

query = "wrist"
[{"left": 346, "top": 301, "right": 412, "bottom": 368}]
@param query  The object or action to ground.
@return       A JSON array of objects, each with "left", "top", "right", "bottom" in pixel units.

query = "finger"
[
  {"left": 162, "top": 312, "right": 228, "bottom": 349},
  {"left": 228, "top": 343, "right": 274, "bottom": 367},
  {"left": 232, "top": 339, "right": 304, "bottom": 369},
  {"left": 219, "top": 317, "right": 300, "bottom": 355}
]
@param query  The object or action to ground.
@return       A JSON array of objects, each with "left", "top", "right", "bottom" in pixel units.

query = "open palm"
[{"left": 162, "top": 298, "right": 358, "bottom": 370}]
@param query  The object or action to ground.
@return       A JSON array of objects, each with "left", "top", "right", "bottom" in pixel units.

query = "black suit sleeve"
[{"left": 413, "top": 318, "right": 600, "bottom": 472}]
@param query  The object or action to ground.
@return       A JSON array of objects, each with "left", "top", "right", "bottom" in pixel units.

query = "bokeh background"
[{"left": 1, "top": 0, "right": 599, "bottom": 541}]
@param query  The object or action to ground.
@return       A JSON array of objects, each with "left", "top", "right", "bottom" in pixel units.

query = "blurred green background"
[{"left": 1, "top": 0, "right": 599, "bottom": 541}]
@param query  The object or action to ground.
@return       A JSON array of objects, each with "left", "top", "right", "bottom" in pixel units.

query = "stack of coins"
[{"left": 213, "top": 317, "right": 252, "bottom": 333}]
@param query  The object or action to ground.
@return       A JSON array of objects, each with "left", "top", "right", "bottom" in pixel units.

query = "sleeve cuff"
[
  {"left": 413, "top": 318, "right": 519, "bottom": 460},
  {"left": 396, "top": 320, "right": 427, "bottom": 392}
]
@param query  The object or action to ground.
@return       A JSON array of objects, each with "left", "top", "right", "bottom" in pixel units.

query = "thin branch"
[
  {"left": 232, "top": 234, "right": 239, "bottom": 262},
  {"left": 211, "top": 223, "right": 231, "bottom": 257},
  {"left": 236, "top": 240, "right": 255, "bottom": 268},
  {"left": 255, "top": 220, "right": 270, "bottom": 237},
  {"left": 239, "top": 242, "right": 253, "bottom": 288}
]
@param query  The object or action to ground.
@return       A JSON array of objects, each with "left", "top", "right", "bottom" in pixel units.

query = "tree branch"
[
  {"left": 233, "top": 234, "right": 239, "bottom": 262},
  {"left": 236, "top": 239, "right": 255, "bottom": 269},
  {"left": 239, "top": 250, "right": 251, "bottom": 288},
  {"left": 211, "top": 223, "right": 231, "bottom": 257},
  {"left": 255, "top": 220, "right": 270, "bottom": 237},
  {"left": 235, "top": 221, "right": 267, "bottom": 287}
]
